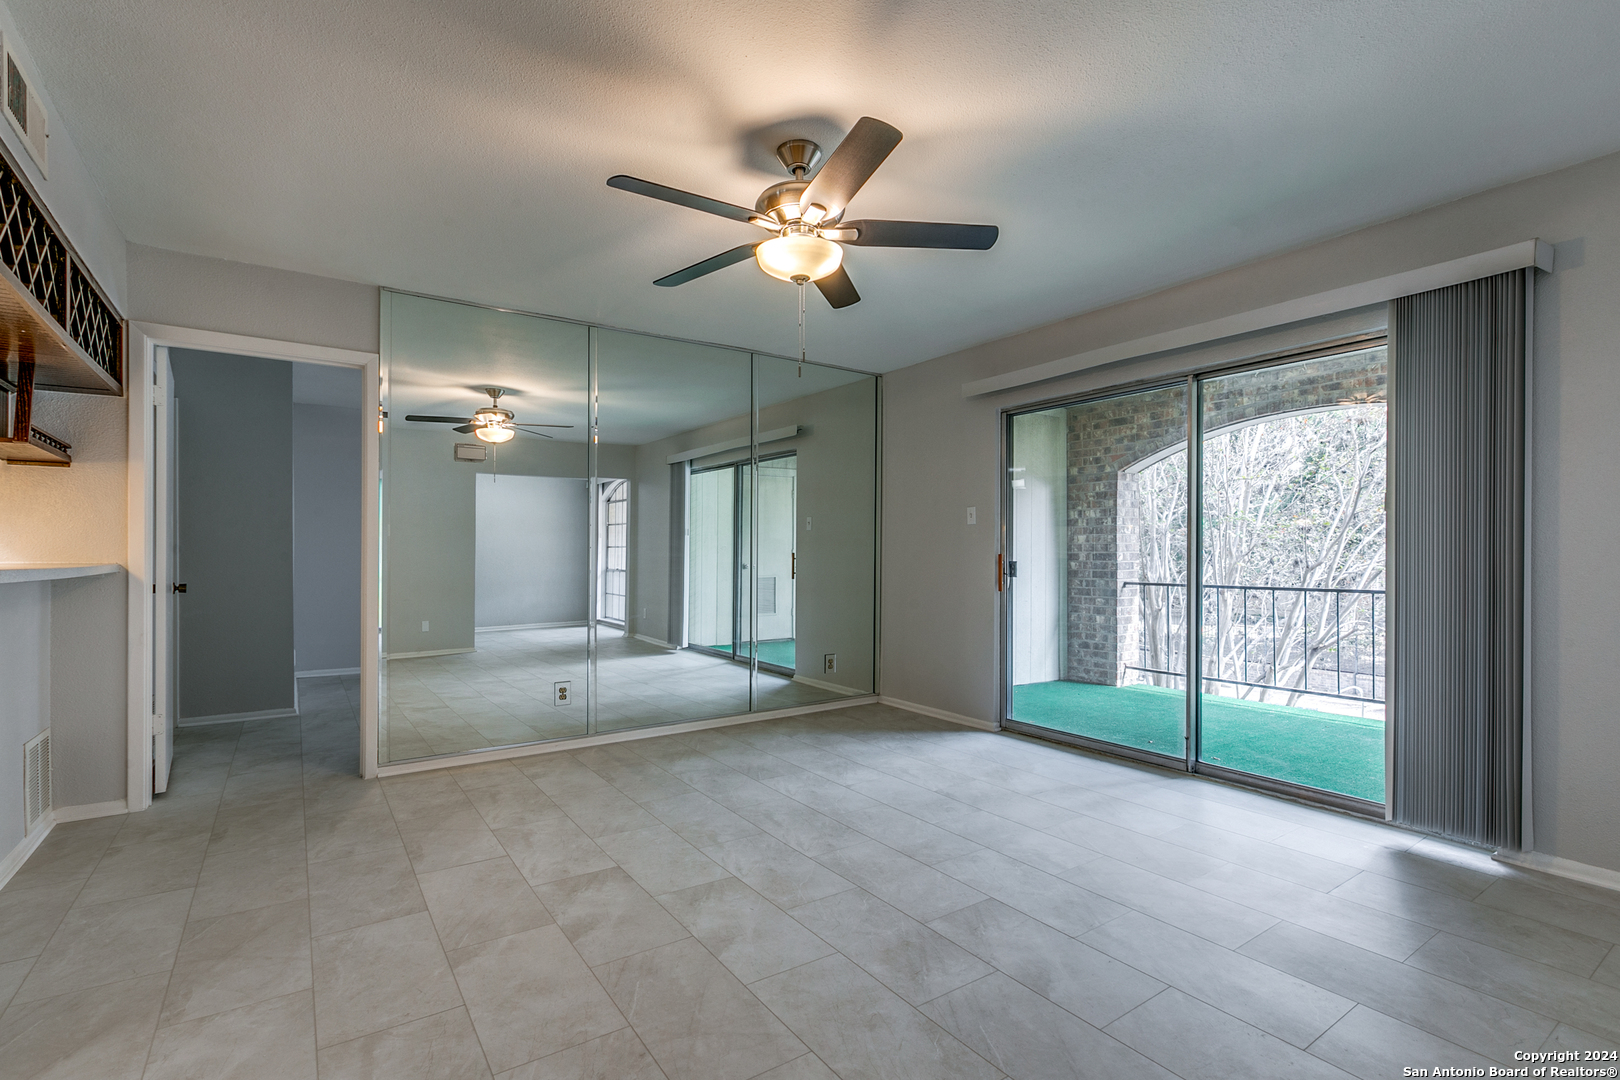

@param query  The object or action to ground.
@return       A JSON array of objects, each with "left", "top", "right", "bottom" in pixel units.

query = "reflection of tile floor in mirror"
[
  {"left": 385, "top": 627, "right": 849, "bottom": 763},
  {"left": 9, "top": 689, "right": 1616, "bottom": 1079}
]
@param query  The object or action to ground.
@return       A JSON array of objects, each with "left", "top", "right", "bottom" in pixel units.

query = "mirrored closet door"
[{"left": 379, "top": 291, "right": 880, "bottom": 765}]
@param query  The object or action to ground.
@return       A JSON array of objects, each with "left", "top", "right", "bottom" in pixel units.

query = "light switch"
[
  {"left": 421, "top": 620, "right": 430, "bottom": 632},
  {"left": 966, "top": 507, "right": 977, "bottom": 525}
]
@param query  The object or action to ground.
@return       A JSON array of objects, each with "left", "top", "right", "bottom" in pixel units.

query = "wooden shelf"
[
  {"left": 0, "top": 426, "right": 70, "bottom": 465},
  {"left": 1, "top": 361, "right": 72, "bottom": 465}
]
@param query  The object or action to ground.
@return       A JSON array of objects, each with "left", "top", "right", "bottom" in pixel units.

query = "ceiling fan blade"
[
  {"left": 403, "top": 414, "right": 474, "bottom": 424},
  {"left": 815, "top": 265, "right": 861, "bottom": 309},
  {"left": 452, "top": 424, "right": 477, "bottom": 434},
  {"left": 521, "top": 430, "right": 555, "bottom": 439},
  {"left": 511, "top": 423, "right": 575, "bottom": 429},
  {"left": 838, "top": 220, "right": 999, "bottom": 249},
  {"left": 607, "top": 175, "right": 772, "bottom": 228},
  {"left": 798, "top": 117, "right": 903, "bottom": 223},
  {"left": 655, "top": 243, "right": 761, "bottom": 288}
]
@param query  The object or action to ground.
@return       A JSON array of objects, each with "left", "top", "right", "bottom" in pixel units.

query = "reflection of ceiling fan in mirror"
[
  {"left": 607, "top": 116, "right": 999, "bottom": 308},
  {"left": 404, "top": 388, "right": 574, "bottom": 444}
]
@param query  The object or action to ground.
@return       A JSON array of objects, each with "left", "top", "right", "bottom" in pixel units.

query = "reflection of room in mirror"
[{"left": 380, "top": 291, "right": 878, "bottom": 765}]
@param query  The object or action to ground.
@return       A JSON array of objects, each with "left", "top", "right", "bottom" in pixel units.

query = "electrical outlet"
[
  {"left": 554, "top": 681, "right": 572, "bottom": 707},
  {"left": 824, "top": 653, "right": 837, "bottom": 674},
  {"left": 421, "top": 620, "right": 430, "bottom": 632},
  {"left": 966, "top": 507, "right": 977, "bottom": 525}
]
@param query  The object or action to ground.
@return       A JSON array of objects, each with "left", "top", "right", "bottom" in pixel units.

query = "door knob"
[{"left": 173, "top": 583, "right": 187, "bottom": 593}]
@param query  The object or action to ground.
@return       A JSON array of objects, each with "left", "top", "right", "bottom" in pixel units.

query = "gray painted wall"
[
  {"left": 882, "top": 147, "right": 1620, "bottom": 874},
  {"left": 385, "top": 428, "right": 476, "bottom": 657},
  {"left": 0, "top": 582, "right": 49, "bottom": 855},
  {"left": 294, "top": 403, "right": 363, "bottom": 673},
  {"left": 128, "top": 244, "right": 380, "bottom": 354},
  {"left": 171, "top": 350, "right": 295, "bottom": 719},
  {"left": 50, "top": 571, "right": 128, "bottom": 806},
  {"left": 474, "top": 474, "right": 589, "bottom": 629}
]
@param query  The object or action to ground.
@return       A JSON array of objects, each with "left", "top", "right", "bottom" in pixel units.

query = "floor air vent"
[{"left": 24, "top": 729, "right": 49, "bottom": 835}]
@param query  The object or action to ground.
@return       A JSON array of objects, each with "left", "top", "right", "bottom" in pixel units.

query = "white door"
[{"left": 152, "top": 348, "right": 179, "bottom": 792}]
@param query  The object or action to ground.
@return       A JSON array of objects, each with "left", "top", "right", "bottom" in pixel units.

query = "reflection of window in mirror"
[{"left": 598, "top": 479, "right": 629, "bottom": 628}]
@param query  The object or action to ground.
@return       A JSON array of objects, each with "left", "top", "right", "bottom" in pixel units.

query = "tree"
[{"left": 1127, "top": 405, "right": 1386, "bottom": 710}]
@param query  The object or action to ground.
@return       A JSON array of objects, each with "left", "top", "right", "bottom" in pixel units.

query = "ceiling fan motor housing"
[{"left": 756, "top": 180, "right": 811, "bottom": 226}]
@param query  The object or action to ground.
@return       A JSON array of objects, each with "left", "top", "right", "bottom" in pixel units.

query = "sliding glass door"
[
  {"left": 1196, "top": 348, "right": 1388, "bottom": 804},
  {"left": 688, "top": 454, "right": 797, "bottom": 675},
  {"left": 1007, "top": 386, "right": 1188, "bottom": 763},
  {"left": 1004, "top": 342, "right": 1389, "bottom": 810}
]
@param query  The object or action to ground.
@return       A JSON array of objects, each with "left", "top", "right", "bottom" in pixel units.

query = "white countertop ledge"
[{"left": 0, "top": 563, "right": 122, "bottom": 584}]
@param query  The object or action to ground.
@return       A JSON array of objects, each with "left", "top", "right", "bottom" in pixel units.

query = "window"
[{"left": 599, "top": 479, "right": 628, "bottom": 626}]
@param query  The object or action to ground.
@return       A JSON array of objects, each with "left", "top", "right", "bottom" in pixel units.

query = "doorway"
[
  {"left": 153, "top": 348, "right": 366, "bottom": 793},
  {"left": 1003, "top": 342, "right": 1388, "bottom": 812},
  {"left": 687, "top": 453, "right": 797, "bottom": 675}
]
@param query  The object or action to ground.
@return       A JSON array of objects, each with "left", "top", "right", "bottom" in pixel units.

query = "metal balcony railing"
[{"left": 1122, "top": 580, "right": 1384, "bottom": 705}]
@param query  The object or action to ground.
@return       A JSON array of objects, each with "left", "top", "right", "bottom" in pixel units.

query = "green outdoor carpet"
[
  {"left": 720, "top": 639, "right": 797, "bottom": 670},
  {"left": 1011, "top": 681, "right": 1385, "bottom": 803}
]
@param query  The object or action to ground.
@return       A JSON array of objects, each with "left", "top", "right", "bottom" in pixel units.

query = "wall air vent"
[
  {"left": 0, "top": 37, "right": 45, "bottom": 175},
  {"left": 454, "top": 442, "right": 488, "bottom": 462},
  {"left": 24, "top": 728, "right": 50, "bottom": 835}
]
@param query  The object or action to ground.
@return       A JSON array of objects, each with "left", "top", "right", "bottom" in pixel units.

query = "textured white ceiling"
[{"left": 13, "top": 0, "right": 1620, "bottom": 371}]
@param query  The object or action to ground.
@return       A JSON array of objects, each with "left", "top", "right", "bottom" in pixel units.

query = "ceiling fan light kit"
[
  {"left": 756, "top": 231, "right": 843, "bottom": 283},
  {"left": 607, "top": 116, "right": 999, "bottom": 308},
  {"left": 403, "top": 387, "right": 573, "bottom": 445}
]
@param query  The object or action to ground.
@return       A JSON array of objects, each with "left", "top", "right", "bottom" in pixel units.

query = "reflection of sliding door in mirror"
[
  {"left": 688, "top": 462, "right": 739, "bottom": 657},
  {"left": 381, "top": 292, "right": 590, "bottom": 763},
  {"left": 1197, "top": 347, "right": 1388, "bottom": 805},
  {"left": 752, "top": 455, "right": 797, "bottom": 671},
  {"left": 687, "top": 455, "right": 797, "bottom": 673},
  {"left": 1006, "top": 386, "right": 1189, "bottom": 762},
  {"left": 593, "top": 329, "right": 752, "bottom": 731}
]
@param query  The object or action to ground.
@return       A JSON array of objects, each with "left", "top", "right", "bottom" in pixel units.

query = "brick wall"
[{"left": 1063, "top": 350, "right": 1386, "bottom": 685}]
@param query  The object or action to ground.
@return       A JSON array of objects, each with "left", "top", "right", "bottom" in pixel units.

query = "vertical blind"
[{"left": 1388, "top": 269, "right": 1526, "bottom": 849}]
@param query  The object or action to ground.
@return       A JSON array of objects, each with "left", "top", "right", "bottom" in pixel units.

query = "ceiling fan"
[
  {"left": 404, "top": 388, "right": 574, "bottom": 444},
  {"left": 607, "top": 117, "right": 999, "bottom": 308}
]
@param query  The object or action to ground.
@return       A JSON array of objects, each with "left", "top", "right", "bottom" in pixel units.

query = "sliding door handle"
[
  {"left": 996, "top": 554, "right": 1003, "bottom": 592},
  {"left": 172, "top": 583, "right": 187, "bottom": 594}
]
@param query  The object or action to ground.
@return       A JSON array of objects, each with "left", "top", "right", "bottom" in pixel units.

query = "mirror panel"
[
  {"left": 591, "top": 327, "right": 753, "bottom": 732},
  {"left": 752, "top": 354, "right": 879, "bottom": 707},
  {"left": 381, "top": 293, "right": 590, "bottom": 763}
]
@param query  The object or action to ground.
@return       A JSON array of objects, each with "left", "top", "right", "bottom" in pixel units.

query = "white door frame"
[{"left": 126, "top": 323, "right": 382, "bottom": 811}]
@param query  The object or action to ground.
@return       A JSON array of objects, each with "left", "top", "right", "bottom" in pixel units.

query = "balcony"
[{"left": 1012, "top": 582, "right": 1386, "bottom": 803}]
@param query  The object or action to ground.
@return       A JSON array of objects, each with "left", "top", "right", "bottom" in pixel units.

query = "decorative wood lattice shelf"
[{"left": 0, "top": 142, "right": 123, "bottom": 466}]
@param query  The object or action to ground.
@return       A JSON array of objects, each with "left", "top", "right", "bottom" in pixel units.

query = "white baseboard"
[
  {"left": 0, "top": 819, "right": 53, "bottom": 891},
  {"left": 178, "top": 707, "right": 298, "bottom": 728},
  {"left": 1493, "top": 849, "right": 1620, "bottom": 894},
  {"left": 878, "top": 695, "right": 1000, "bottom": 731},
  {"left": 385, "top": 647, "right": 476, "bottom": 660},
  {"left": 377, "top": 695, "right": 881, "bottom": 778},
  {"left": 296, "top": 667, "right": 361, "bottom": 678},
  {"left": 54, "top": 799, "right": 129, "bottom": 823},
  {"left": 633, "top": 633, "right": 675, "bottom": 650},
  {"left": 792, "top": 675, "right": 864, "bottom": 696},
  {"left": 475, "top": 622, "right": 586, "bottom": 633}
]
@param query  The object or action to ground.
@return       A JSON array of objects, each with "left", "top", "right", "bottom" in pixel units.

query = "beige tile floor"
[
  {"left": 2, "top": 675, "right": 1618, "bottom": 1078},
  {"left": 385, "top": 627, "right": 842, "bottom": 763}
]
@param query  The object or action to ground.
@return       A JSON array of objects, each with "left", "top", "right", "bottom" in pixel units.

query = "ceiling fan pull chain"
[{"left": 798, "top": 279, "right": 806, "bottom": 378}]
